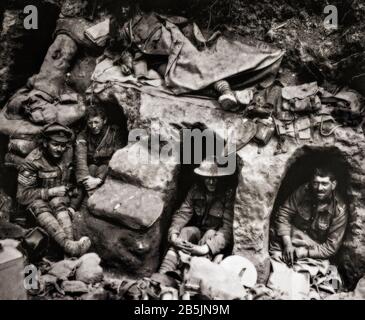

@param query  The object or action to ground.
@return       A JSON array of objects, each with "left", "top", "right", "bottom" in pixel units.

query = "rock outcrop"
[
  {"left": 234, "top": 127, "right": 365, "bottom": 287},
  {"left": 74, "top": 140, "right": 181, "bottom": 277},
  {"left": 89, "top": 80, "right": 365, "bottom": 287}
]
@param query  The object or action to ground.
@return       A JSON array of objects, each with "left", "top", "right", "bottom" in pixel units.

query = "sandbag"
[
  {"left": 75, "top": 253, "right": 103, "bottom": 284},
  {"left": 67, "top": 55, "right": 97, "bottom": 94},
  {"left": 4, "top": 152, "right": 25, "bottom": 169},
  {"left": 24, "top": 90, "right": 86, "bottom": 125},
  {"left": 32, "top": 34, "right": 78, "bottom": 98},
  {"left": 4, "top": 87, "right": 30, "bottom": 119},
  {"left": 8, "top": 139, "right": 37, "bottom": 157},
  {"left": 48, "top": 259, "right": 81, "bottom": 281},
  {"left": 88, "top": 177, "right": 165, "bottom": 230},
  {"left": 55, "top": 17, "right": 96, "bottom": 48},
  {"left": 0, "top": 109, "right": 42, "bottom": 137},
  {"left": 1, "top": 91, "right": 85, "bottom": 128},
  {"left": 56, "top": 96, "right": 86, "bottom": 126}
]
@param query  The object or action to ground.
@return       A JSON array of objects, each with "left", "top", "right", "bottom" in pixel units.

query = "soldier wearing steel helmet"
[{"left": 159, "top": 159, "right": 235, "bottom": 275}]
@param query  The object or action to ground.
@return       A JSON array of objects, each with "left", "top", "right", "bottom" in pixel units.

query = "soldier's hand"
[
  {"left": 174, "top": 239, "right": 194, "bottom": 252},
  {"left": 121, "top": 64, "right": 132, "bottom": 75},
  {"left": 84, "top": 177, "right": 103, "bottom": 191},
  {"left": 283, "top": 243, "right": 295, "bottom": 267},
  {"left": 48, "top": 186, "right": 69, "bottom": 198},
  {"left": 188, "top": 244, "right": 210, "bottom": 256}
]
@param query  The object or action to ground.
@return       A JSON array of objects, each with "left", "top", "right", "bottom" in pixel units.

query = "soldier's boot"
[
  {"left": 214, "top": 80, "right": 238, "bottom": 111},
  {"left": 55, "top": 210, "right": 74, "bottom": 240},
  {"left": 37, "top": 212, "right": 90, "bottom": 257},
  {"left": 159, "top": 248, "right": 179, "bottom": 274}
]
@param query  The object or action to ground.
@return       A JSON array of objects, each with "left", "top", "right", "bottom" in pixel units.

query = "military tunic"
[
  {"left": 168, "top": 184, "right": 234, "bottom": 255},
  {"left": 75, "top": 125, "right": 124, "bottom": 184},
  {"left": 17, "top": 146, "right": 78, "bottom": 215},
  {"left": 270, "top": 183, "right": 348, "bottom": 259}
]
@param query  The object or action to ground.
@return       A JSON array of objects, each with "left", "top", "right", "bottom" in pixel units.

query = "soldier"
[
  {"left": 75, "top": 106, "right": 125, "bottom": 194},
  {"left": 159, "top": 159, "right": 235, "bottom": 275},
  {"left": 17, "top": 123, "right": 91, "bottom": 257},
  {"left": 270, "top": 167, "right": 348, "bottom": 266}
]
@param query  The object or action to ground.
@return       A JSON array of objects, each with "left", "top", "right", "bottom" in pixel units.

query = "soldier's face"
[
  {"left": 204, "top": 177, "right": 218, "bottom": 193},
  {"left": 87, "top": 116, "right": 107, "bottom": 135},
  {"left": 312, "top": 175, "right": 337, "bottom": 201},
  {"left": 46, "top": 140, "right": 67, "bottom": 159}
]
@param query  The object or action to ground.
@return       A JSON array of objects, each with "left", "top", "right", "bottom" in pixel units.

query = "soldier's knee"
[
  {"left": 29, "top": 200, "right": 51, "bottom": 217},
  {"left": 180, "top": 226, "right": 201, "bottom": 242},
  {"left": 204, "top": 229, "right": 217, "bottom": 239},
  {"left": 88, "top": 165, "right": 98, "bottom": 177},
  {"left": 199, "top": 229, "right": 217, "bottom": 246},
  {"left": 49, "top": 196, "right": 70, "bottom": 213}
]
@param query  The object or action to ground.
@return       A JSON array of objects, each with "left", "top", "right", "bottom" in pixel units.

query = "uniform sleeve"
[
  {"left": 95, "top": 164, "right": 109, "bottom": 181},
  {"left": 308, "top": 204, "right": 348, "bottom": 259},
  {"left": 17, "top": 159, "right": 48, "bottom": 206},
  {"left": 168, "top": 188, "right": 195, "bottom": 241},
  {"left": 75, "top": 131, "right": 90, "bottom": 183},
  {"left": 95, "top": 127, "right": 125, "bottom": 182},
  {"left": 206, "top": 190, "right": 235, "bottom": 255},
  {"left": 113, "top": 127, "right": 126, "bottom": 151},
  {"left": 275, "top": 192, "right": 298, "bottom": 237}
]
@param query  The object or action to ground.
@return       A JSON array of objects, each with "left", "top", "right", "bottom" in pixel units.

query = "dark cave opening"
[
  {"left": 269, "top": 146, "right": 352, "bottom": 283},
  {"left": 272, "top": 146, "right": 350, "bottom": 214},
  {"left": 3, "top": 2, "right": 60, "bottom": 102},
  {"left": 158, "top": 127, "right": 239, "bottom": 261}
]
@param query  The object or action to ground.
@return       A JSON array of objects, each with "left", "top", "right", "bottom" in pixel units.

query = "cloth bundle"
[
  {"left": 85, "top": 19, "right": 110, "bottom": 47},
  {"left": 320, "top": 87, "right": 364, "bottom": 126},
  {"left": 268, "top": 257, "right": 342, "bottom": 300},
  {"left": 4, "top": 32, "right": 86, "bottom": 126},
  {"left": 282, "top": 82, "right": 322, "bottom": 114}
]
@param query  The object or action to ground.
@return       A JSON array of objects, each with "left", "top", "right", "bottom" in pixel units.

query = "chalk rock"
[
  {"left": 73, "top": 207, "right": 162, "bottom": 277},
  {"left": 109, "top": 142, "right": 179, "bottom": 194},
  {"left": 234, "top": 127, "right": 365, "bottom": 287},
  {"left": 88, "top": 177, "right": 165, "bottom": 230}
]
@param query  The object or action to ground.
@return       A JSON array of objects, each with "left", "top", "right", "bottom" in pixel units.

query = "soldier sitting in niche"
[{"left": 75, "top": 106, "right": 125, "bottom": 195}]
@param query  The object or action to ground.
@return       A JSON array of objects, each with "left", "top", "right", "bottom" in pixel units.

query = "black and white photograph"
[{"left": 0, "top": 0, "right": 364, "bottom": 307}]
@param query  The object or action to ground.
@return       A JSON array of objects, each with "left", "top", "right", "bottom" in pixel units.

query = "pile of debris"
[{"left": 28, "top": 253, "right": 105, "bottom": 300}]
